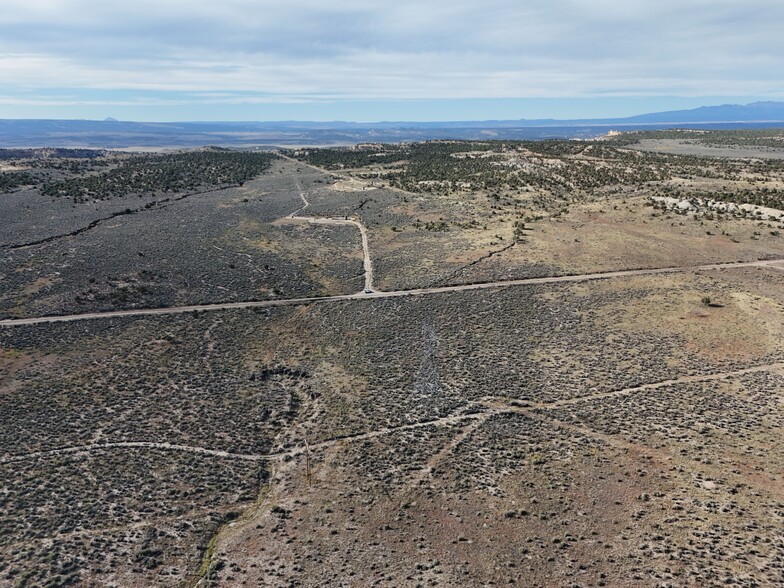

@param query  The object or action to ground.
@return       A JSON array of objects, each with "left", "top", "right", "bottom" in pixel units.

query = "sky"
[{"left": 0, "top": 0, "right": 782, "bottom": 122}]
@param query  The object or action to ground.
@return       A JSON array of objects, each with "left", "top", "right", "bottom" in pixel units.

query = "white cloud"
[{"left": 0, "top": 0, "right": 782, "bottom": 102}]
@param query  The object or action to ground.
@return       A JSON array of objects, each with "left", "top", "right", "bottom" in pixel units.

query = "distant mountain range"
[
  {"left": 2, "top": 101, "right": 784, "bottom": 148},
  {"left": 622, "top": 101, "right": 784, "bottom": 124}
]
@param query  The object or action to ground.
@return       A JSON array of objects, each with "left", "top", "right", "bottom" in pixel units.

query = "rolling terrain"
[{"left": 2, "top": 131, "right": 784, "bottom": 587}]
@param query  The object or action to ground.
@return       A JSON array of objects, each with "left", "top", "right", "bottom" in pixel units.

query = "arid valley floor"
[{"left": 2, "top": 131, "right": 784, "bottom": 587}]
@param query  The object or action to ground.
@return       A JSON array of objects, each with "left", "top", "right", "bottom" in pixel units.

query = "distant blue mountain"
[
  {"left": 2, "top": 102, "right": 784, "bottom": 148},
  {"left": 622, "top": 101, "right": 784, "bottom": 124}
]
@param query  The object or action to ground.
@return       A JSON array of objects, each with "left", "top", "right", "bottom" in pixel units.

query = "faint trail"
[
  {"left": 402, "top": 413, "right": 489, "bottom": 493},
  {"left": 525, "top": 410, "right": 784, "bottom": 499},
  {"left": 765, "top": 261, "right": 784, "bottom": 272},
  {"left": 1, "top": 441, "right": 266, "bottom": 464},
  {"left": 3, "top": 258, "right": 782, "bottom": 327},
  {"left": 211, "top": 357, "right": 784, "bottom": 457},
  {"left": 2, "top": 412, "right": 488, "bottom": 465},
  {"left": 542, "top": 361, "right": 784, "bottom": 409},
  {"left": 291, "top": 410, "right": 488, "bottom": 458},
  {"left": 6, "top": 361, "right": 782, "bottom": 466},
  {"left": 525, "top": 410, "right": 673, "bottom": 460},
  {"left": 481, "top": 360, "right": 784, "bottom": 414},
  {"left": 288, "top": 184, "right": 310, "bottom": 217}
]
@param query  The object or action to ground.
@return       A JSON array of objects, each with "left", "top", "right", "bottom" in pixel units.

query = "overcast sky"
[{"left": 0, "top": 0, "right": 782, "bottom": 121}]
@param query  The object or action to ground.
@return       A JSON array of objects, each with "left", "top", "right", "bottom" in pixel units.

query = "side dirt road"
[{"left": 282, "top": 184, "right": 374, "bottom": 291}]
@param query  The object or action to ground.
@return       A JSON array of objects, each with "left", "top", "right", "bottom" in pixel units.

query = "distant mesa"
[{"left": 3, "top": 102, "right": 784, "bottom": 148}]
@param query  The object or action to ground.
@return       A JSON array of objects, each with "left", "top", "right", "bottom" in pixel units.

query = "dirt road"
[
  {"left": 1, "top": 258, "right": 781, "bottom": 327},
  {"left": 285, "top": 186, "right": 374, "bottom": 291}
]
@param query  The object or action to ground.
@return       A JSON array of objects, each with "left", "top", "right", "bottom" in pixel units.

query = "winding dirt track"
[
  {"left": 1, "top": 258, "right": 781, "bottom": 327},
  {"left": 6, "top": 361, "right": 781, "bottom": 465},
  {"left": 285, "top": 186, "right": 374, "bottom": 291}
]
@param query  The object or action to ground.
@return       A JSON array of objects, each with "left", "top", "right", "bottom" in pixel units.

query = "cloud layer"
[{"left": 1, "top": 1, "right": 782, "bottom": 118}]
